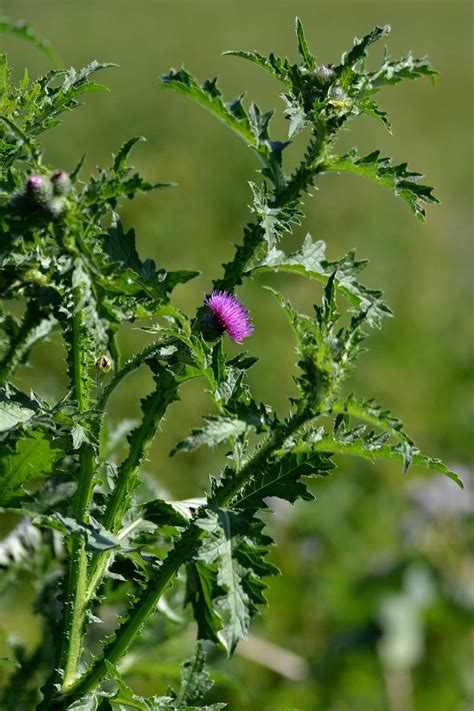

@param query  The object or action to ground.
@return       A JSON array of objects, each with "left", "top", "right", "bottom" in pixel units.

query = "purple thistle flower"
[{"left": 205, "top": 290, "right": 253, "bottom": 343}]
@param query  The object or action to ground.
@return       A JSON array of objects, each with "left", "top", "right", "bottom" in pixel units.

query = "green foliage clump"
[{"left": 0, "top": 17, "right": 461, "bottom": 711}]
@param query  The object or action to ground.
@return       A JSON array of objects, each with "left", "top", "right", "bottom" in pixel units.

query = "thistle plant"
[{"left": 0, "top": 18, "right": 462, "bottom": 711}]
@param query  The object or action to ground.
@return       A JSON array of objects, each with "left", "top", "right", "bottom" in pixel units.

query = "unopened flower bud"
[
  {"left": 328, "top": 85, "right": 346, "bottom": 102},
  {"left": 51, "top": 170, "right": 71, "bottom": 196},
  {"left": 314, "top": 64, "right": 336, "bottom": 87},
  {"left": 95, "top": 355, "right": 112, "bottom": 373},
  {"left": 26, "top": 175, "right": 43, "bottom": 193},
  {"left": 25, "top": 174, "right": 53, "bottom": 208},
  {"left": 46, "top": 197, "right": 67, "bottom": 220}
]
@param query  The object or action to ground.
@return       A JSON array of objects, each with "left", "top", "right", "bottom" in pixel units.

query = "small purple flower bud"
[
  {"left": 203, "top": 290, "right": 253, "bottom": 343},
  {"left": 51, "top": 170, "right": 71, "bottom": 196},
  {"left": 24, "top": 174, "right": 53, "bottom": 207},
  {"left": 26, "top": 175, "right": 43, "bottom": 193}
]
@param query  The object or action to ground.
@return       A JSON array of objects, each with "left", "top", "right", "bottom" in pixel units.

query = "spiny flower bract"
[{"left": 205, "top": 290, "right": 253, "bottom": 343}]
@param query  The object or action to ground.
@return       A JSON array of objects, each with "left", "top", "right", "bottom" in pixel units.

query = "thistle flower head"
[{"left": 204, "top": 290, "right": 253, "bottom": 343}]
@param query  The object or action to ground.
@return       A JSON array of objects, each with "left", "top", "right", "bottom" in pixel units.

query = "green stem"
[
  {"left": 60, "top": 441, "right": 95, "bottom": 687},
  {"left": 100, "top": 360, "right": 189, "bottom": 544},
  {"left": 84, "top": 365, "right": 192, "bottom": 606},
  {"left": 53, "top": 408, "right": 310, "bottom": 707},
  {"left": 39, "top": 277, "right": 96, "bottom": 706},
  {"left": 59, "top": 538, "right": 89, "bottom": 687},
  {"left": 81, "top": 385, "right": 173, "bottom": 612}
]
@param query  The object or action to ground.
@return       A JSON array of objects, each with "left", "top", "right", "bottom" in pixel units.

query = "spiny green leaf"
[
  {"left": 323, "top": 148, "right": 438, "bottom": 220},
  {"left": 330, "top": 393, "right": 415, "bottom": 470},
  {"left": 0, "top": 17, "right": 59, "bottom": 64},
  {"left": 161, "top": 68, "right": 255, "bottom": 148},
  {"left": 38, "top": 513, "right": 121, "bottom": 552},
  {"left": 223, "top": 49, "right": 292, "bottom": 87},
  {"left": 0, "top": 656, "right": 20, "bottom": 668},
  {"left": 174, "top": 642, "right": 213, "bottom": 706},
  {"left": 367, "top": 51, "right": 437, "bottom": 89},
  {"left": 71, "top": 423, "right": 91, "bottom": 450},
  {"left": 66, "top": 694, "right": 100, "bottom": 710},
  {"left": 0, "top": 384, "right": 45, "bottom": 433},
  {"left": 196, "top": 510, "right": 250, "bottom": 653},
  {"left": 171, "top": 417, "right": 248, "bottom": 457},
  {"left": 354, "top": 97, "right": 392, "bottom": 132},
  {"left": 282, "top": 95, "right": 308, "bottom": 138},
  {"left": 249, "top": 182, "right": 302, "bottom": 249},
  {"left": 266, "top": 284, "right": 369, "bottom": 400},
  {"left": 27, "top": 61, "right": 116, "bottom": 138},
  {"left": 185, "top": 561, "right": 223, "bottom": 644},
  {"left": 104, "top": 649, "right": 222, "bottom": 709},
  {"left": 236, "top": 449, "right": 334, "bottom": 511},
  {"left": 294, "top": 427, "right": 463, "bottom": 488},
  {"left": 195, "top": 509, "right": 277, "bottom": 653},
  {"left": 113, "top": 136, "right": 145, "bottom": 173},
  {"left": 0, "top": 430, "right": 62, "bottom": 506},
  {"left": 142, "top": 498, "right": 204, "bottom": 528},
  {"left": 295, "top": 18, "right": 316, "bottom": 69},
  {"left": 103, "top": 219, "right": 142, "bottom": 273},
  {"left": 253, "top": 234, "right": 392, "bottom": 327},
  {"left": 265, "top": 285, "right": 329, "bottom": 400},
  {"left": 84, "top": 165, "right": 173, "bottom": 213},
  {"left": 101, "top": 219, "right": 197, "bottom": 305},
  {"left": 247, "top": 102, "right": 272, "bottom": 146},
  {"left": 104, "top": 660, "right": 167, "bottom": 710},
  {"left": 339, "top": 25, "right": 391, "bottom": 69}
]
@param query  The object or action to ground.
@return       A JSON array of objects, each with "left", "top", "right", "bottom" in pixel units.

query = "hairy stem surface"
[{"left": 39, "top": 280, "right": 96, "bottom": 705}]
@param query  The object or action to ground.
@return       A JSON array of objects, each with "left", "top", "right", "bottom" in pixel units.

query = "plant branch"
[
  {"left": 52, "top": 406, "right": 311, "bottom": 706},
  {"left": 39, "top": 274, "right": 97, "bottom": 705}
]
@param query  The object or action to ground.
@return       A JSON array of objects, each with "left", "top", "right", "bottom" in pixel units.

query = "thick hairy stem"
[
  {"left": 53, "top": 408, "right": 310, "bottom": 707},
  {"left": 60, "top": 442, "right": 95, "bottom": 691},
  {"left": 84, "top": 388, "right": 175, "bottom": 599},
  {"left": 58, "top": 538, "right": 89, "bottom": 688},
  {"left": 85, "top": 366, "right": 191, "bottom": 605},
  {"left": 104, "top": 389, "right": 170, "bottom": 533},
  {"left": 214, "top": 130, "right": 328, "bottom": 293},
  {"left": 275, "top": 126, "right": 329, "bottom": 208},
  {"left": 39, "top": 285, "right": 96, "bottom": 705}
]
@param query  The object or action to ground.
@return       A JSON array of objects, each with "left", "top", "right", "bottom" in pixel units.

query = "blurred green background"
[{"left": 0, "top": 1, "right": 473, "bottom": 709}]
